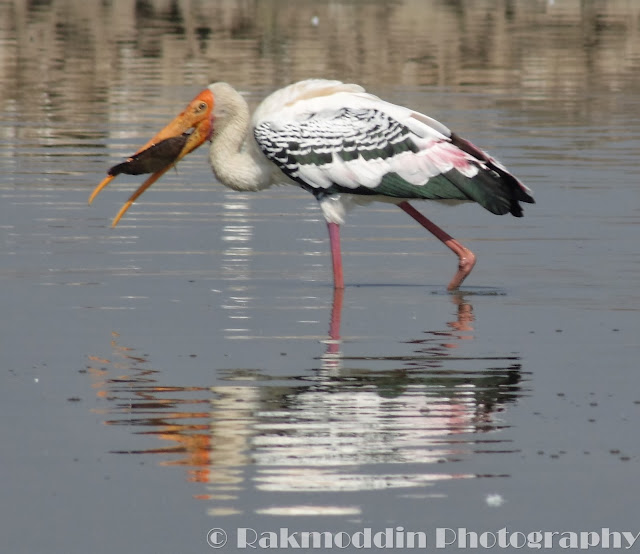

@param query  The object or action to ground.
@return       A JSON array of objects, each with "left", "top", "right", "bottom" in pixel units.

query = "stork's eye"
[{"left": 195, "top": 101, "right": 207, "bottom": 113}]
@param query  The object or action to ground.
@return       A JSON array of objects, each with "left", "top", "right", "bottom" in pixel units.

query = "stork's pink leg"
[
  {"left": 327, "top": 287, "right": 344, "bottom": 355},
  {"left": 327, "top": 222, "right": 345, "bottom": 289},
  {"left": 398, "top": 201, "right": 476, "bottom": 291}
]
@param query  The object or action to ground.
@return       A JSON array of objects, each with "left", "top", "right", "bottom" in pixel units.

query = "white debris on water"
[{"left": 485, "top": 493, "right": 505, "bottom": 507}]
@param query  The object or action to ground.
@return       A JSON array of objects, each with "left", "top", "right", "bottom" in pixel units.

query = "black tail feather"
[{"left": 450, "top": 132, "right": 534, "bottom": 217}]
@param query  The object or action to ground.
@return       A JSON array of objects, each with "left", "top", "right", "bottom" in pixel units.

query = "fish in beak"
[{"left": 89, "top": 89, "right": 214, "bottom": 227}]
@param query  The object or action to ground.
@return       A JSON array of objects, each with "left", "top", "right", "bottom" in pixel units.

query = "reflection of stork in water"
[
  {"left": 85, "top": 292, "right": 522, "bottom": 507},
  {"left": 90, "top": 80, "right": 533, "bottom": 290}
]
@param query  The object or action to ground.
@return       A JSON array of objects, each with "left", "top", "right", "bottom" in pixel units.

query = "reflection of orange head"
[
  {"left": 88, "top": 333, "right": 213, "bottom": 481},
  {"left": 158, "top": 431, "right": 212, "bottom": 482}
]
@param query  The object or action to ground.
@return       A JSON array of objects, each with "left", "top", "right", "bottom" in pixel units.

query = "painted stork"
[{"left": 89, "top": 79, "right": 534, "bottom": 290}]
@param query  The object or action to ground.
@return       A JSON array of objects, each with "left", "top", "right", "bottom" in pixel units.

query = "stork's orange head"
[{"left": 89, "top": 88, "right": 214, "bottom": 227}]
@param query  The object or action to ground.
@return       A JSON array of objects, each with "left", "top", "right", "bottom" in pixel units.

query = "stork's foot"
[
  {"left": 398, "top": 202, "right": 478, "bottom": 291},
  {"left": 446, "top": 244, "right": 477, "bottom": 291}
]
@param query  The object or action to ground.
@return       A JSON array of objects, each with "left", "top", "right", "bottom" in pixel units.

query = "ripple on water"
[{"left": 86, "top": 323, "right": 526, "bottom": 516}]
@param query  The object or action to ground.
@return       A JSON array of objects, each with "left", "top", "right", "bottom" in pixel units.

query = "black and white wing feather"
[{"left": 252, "top": 81, "right": 533, "bottom": 217}]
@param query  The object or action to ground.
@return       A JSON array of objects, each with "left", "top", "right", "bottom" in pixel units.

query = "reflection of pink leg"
[
  {"left": 398, "top": 202, "right": 477, "bottom": 291},
  {"left": 327, "top": 222, "right": 345, "bottom": 290}
]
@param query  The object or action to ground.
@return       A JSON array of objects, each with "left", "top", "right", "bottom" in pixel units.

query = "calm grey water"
[{"left": 1, "top": 1, "right": 639, "bottom": 552}]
